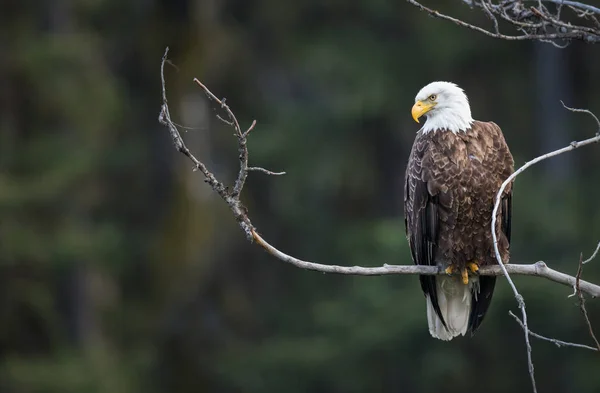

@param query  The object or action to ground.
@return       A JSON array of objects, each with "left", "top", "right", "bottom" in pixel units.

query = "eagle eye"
[{"left": 428, "top": 94, "right": 437, "bottom": 101}]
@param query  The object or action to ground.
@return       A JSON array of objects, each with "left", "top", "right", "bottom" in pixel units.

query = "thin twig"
[
  {"left": 159, "top": 48, "right": 255, "bottom": 240},
  {"left": 481, "top": 0, "right": 501, "bottom": 34},
  {"left": 583, "top": 241, "right": 600, "bottom": 264},
  {"left": 575, "top": 252, "right": 600, "bottom": 351},
  {"left": 531, "top": 6, "right": 600, "bottom": 35},
  {"left": 193, "top": 78, "right": 251, "bottom": 198},
  {"left": 568, "top": 241, "right": 600, "bottom": 297},
  {"left": 561, "top": 101, "right": 600, "bottom": 132},
  {"left": 248, "top": 167, "right": 286, "bottom": 176},
  {"left": 243, "top": 119, "right": 257, "bottom": 138},
  {"left": 533, "top": 0, "right": 600, "bottom": 15},
  {"left": 509, "top": 311, "right": 598, "bottom": 351},
  {"left": 158, "top": 48, "right": 228, "bottom": 201},
  {"left": 497, "top": 9, "right": 545, "bottom": 29},
  {"left": 216, "top": 114, "right": 234, "bottom": 126}
]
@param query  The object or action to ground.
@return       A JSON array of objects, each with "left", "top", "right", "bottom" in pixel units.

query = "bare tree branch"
[
  {"left": 158, "top": 48, "right": 600, "bottom": 304},
  {"left": 159, "top": 48, "right": 600, "bottom": 391},
  {"left": 490, "top": 102, "right": 600, "bottom": 392},
  {"left": 406, "top": 0, "right": 600, "bottom": 45},
  {"left": 509, "top": 311, "right": 599, "bottom": 351},
  {"left": 253, "top": 228, "right": 600, "bottom": 295},
  {"left": 158, "top": 47, "right": 255, "bottom": 241}
]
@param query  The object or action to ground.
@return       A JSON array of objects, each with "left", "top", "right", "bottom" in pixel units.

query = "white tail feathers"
[{"left": 426, "top": 275, "right": 479, "bottom": 341}]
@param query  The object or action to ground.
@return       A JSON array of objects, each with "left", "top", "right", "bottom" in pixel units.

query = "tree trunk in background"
[
  {"left": 47, "top": 0, "right": 99, "bottom": 350},
  {"left": 534, "top": 42, "right": 573, "bottom": 182}
]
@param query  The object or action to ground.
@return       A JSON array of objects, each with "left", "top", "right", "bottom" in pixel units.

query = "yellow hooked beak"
[{"left": 411, "top": 100, "right": 435, "bottom": 123}]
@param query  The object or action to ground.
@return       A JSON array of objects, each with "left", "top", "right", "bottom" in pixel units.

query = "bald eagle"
[{"left": 404, "top": 82, "right": 514, "bottom": 340}]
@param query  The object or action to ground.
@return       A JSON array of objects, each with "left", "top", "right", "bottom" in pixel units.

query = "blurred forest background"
[{"left": 1, "top": 0, "right": 600, "bottom": 392}]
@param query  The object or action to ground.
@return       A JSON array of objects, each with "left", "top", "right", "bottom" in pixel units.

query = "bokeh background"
[{"left": 1, "top": 1, "right": 600, "bottom": 392}]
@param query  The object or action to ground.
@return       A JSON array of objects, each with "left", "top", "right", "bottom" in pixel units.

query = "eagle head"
[{"left": 411, "top": 81, "right": 474, "bottom": 134}]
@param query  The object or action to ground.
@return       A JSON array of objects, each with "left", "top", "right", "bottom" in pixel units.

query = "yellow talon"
[
  {"left": 461, "top": 268, "right": 469, "bottom": 285},
  {"left": 467, "top": 262, "right": 479, "bottom": 273},
  {"left": 445, "top": 265, "right": 455, "bottom": 275}
]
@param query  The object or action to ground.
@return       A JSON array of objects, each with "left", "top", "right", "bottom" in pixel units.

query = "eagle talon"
[
  {"left": 467, "top": 261, "right": 479, "bottom": 273},
  {"left": 444, "top": 265, "right": 455, "bottom": 275},
  {"left": 461, "top": 268, "right": 469, "bottom": 285}
]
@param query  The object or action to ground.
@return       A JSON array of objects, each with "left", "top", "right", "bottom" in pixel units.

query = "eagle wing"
[{"left": 404, "top": 133, "right": 448, "bottom": 328}]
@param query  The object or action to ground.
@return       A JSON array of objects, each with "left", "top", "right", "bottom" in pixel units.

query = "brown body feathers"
[{"left": 404, "top": 121, "right": 514, "bottom": 335}]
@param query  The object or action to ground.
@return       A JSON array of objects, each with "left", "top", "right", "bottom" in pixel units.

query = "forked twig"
[
  {"left": 509, "top": 311, "right": 598, "bottom": 351},
  {"left": 406, "top": 0, "right": 600, "bottom": 45},
  {"left": 491, "top": 103, "right": 600, "bottom": 392},
  {"left": 575, "top": 252, "right": 600, "bottom": 351}
]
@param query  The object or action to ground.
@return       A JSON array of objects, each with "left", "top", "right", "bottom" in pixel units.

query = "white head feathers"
[{"left": 414, "top": 81, "right": 474, "bottom": 134}]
